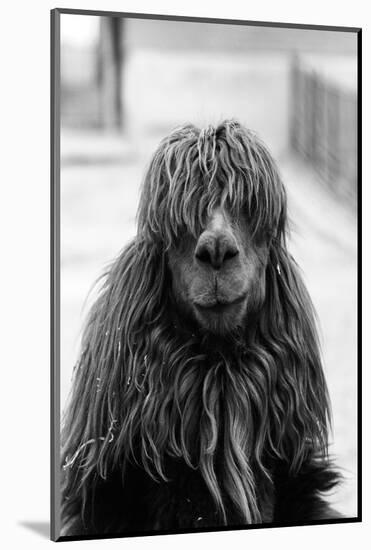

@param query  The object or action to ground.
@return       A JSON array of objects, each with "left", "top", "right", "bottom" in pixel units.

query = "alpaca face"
[{"left": 167, "top": 206, "right": 270, "bottom": 334}]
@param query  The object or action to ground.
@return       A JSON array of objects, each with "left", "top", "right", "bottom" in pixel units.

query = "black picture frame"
[{"left": 51, "top": 8, "right": 362, "bottom": 542}]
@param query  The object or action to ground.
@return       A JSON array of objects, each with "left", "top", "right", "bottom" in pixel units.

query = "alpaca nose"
[{"left": 195, "top": 232, "right": 239, "bottom": 270}]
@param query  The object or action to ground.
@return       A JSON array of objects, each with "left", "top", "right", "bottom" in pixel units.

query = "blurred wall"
[{"left": 61, "top": 16, "right": 357, "bottom": 160}]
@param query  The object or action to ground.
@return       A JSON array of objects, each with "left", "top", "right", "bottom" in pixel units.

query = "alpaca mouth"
[{"left": 194, "top": 294, "right": 246, "bottom": 314}]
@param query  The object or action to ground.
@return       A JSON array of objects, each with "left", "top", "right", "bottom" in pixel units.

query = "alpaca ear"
[{"left": 261, "top": 242, "right": 331, "bottom": 468}]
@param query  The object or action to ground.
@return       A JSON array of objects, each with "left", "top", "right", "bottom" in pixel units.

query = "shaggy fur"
[{"left": 61, "top": 120, "right": 340, "bottom": 536}]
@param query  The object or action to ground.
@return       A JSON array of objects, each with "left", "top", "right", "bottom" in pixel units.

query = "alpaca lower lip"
[{"left": 194, "top": 295, "right": 246, "bottom": 313}]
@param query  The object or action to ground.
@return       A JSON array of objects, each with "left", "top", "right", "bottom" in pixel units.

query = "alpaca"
[{"left": 61, "top": 120, "right": 340, "bottom": 537}]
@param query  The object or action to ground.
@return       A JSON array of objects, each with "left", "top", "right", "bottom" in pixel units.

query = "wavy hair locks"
[{"left": 61, "top": 120, "right": 331, "bottom": 529}]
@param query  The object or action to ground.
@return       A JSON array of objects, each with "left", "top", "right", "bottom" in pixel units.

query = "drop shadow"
[{"left": 18, "top": 521, "right": 50, "bottom": 539}]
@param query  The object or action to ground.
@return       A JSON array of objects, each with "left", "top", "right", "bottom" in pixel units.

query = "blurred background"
[{"left": 60, "top": 13, "right": 358, "bottom": 517}]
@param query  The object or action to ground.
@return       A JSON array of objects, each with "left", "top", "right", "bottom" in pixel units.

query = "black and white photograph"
[{"left": 51, "top": 8, "right": 360, "bottom": 542}]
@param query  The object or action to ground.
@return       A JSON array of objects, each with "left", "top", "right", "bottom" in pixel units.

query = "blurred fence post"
[
  {"left": 98, "top": 17, "right": 124, "bottom": 130},
  {"left": 290, "top": 54, "right": 300, "bottom": 153}
]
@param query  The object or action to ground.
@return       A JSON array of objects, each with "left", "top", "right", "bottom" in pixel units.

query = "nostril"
[
  {"left": 195, "top": 247, "right": 212, "bottom": 265},
  {"left": 223, "top": 246, "right": 238, "bottom": 262}
]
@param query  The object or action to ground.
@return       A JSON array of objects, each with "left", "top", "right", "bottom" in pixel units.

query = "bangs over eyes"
[{"left": 137, "top": 120, "right": 287, "bottom": 249}]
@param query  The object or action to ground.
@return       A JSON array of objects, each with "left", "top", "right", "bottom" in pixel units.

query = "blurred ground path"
[
  {"left": 60, "top": 131, "right": 357, "bottom": 518},
  {"left": 280, "top": 155, "right": 357, "bottom": 518}
]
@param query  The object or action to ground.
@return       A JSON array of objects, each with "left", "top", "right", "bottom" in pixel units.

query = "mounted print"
[{"left": 51, "top": 8, "right": 361, "bottom": 542}]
